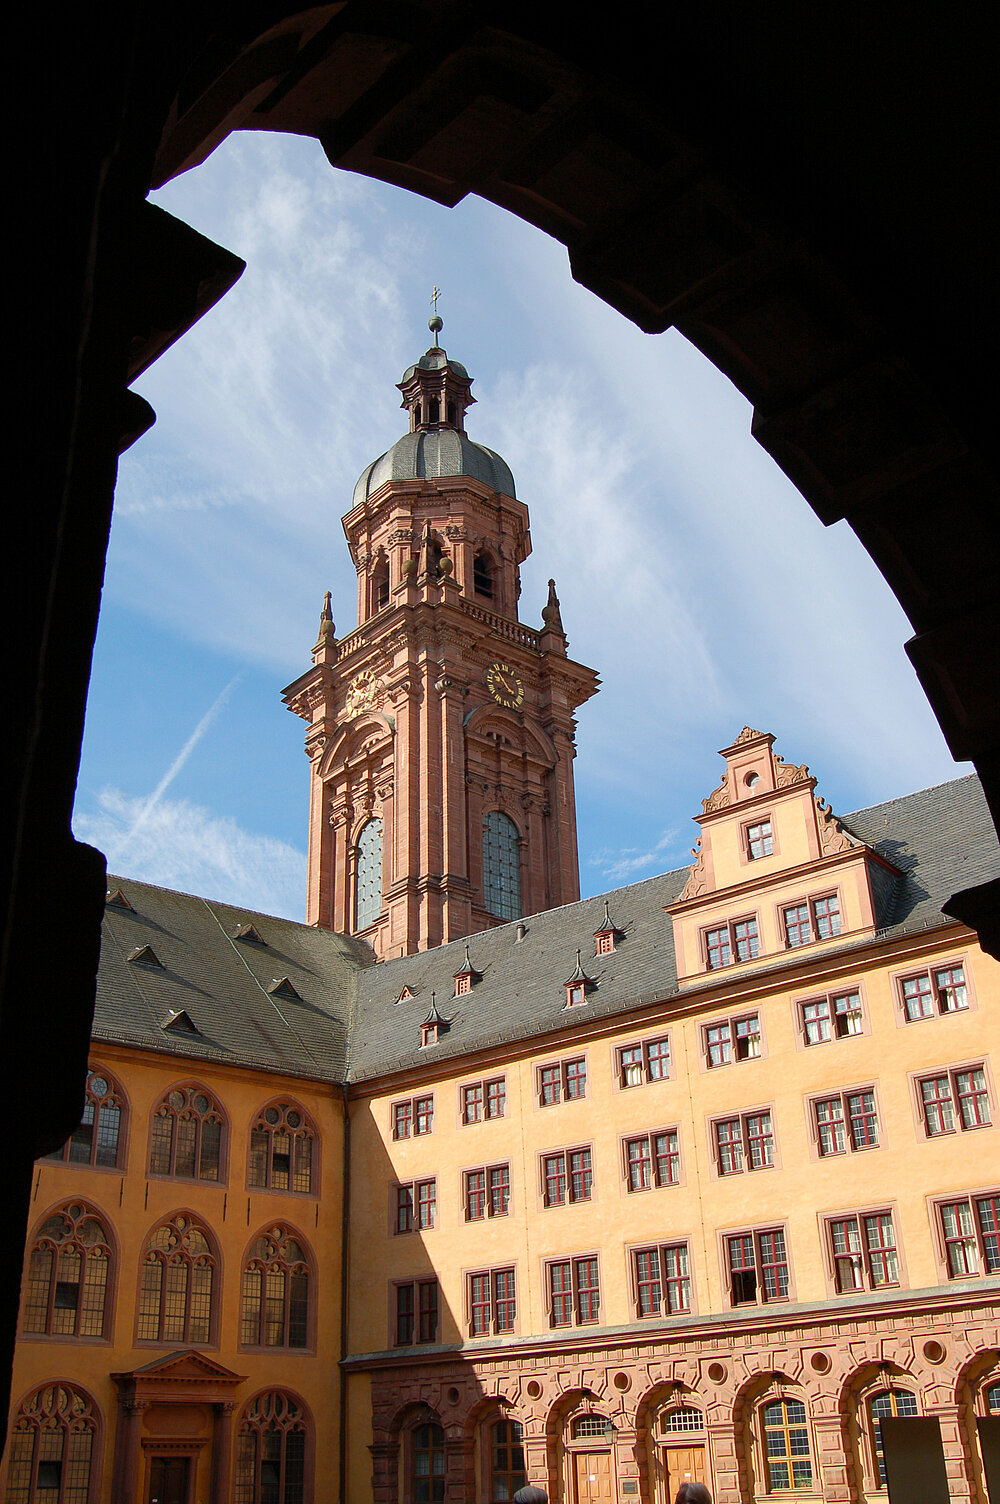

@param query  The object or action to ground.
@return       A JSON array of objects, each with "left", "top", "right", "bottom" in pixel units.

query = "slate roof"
[
  {"left": 95, "top": 879, "right": 372, "bottom": 1082},
  {"left": 95, "top": 775, "right": 1000, "bottom": 1086}
]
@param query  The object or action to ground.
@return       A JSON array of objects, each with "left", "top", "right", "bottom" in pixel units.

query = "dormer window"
[
  {"left": 453, "top": 943, "right": 482, "bottom": 997},
  {"left": 564, "top": 950, "right": 596, "bottom": 1007},
  {"left": 593, "top": 899, "right": 623, "bottom": 955},
  {"left": 745, "top": 818, "right": 773, "bottom": 859},
  {"left": 421, "top": 994, "right": 449, "bottom": 1047}
]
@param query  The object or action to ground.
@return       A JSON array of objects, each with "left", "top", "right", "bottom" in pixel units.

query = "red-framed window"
[
  {"left": 240, "top": 1226, "right": 310, "bottom": 1349},
  {"left": 813, "top": 1088, "right": 879, "bottom": 1155},
  {"left": 632, "top": 1242, "right": 691, "bottom": 1317},
  {"left": 468, "top": 1267, "right": 516, "bottom": 1335},
  {"left": 703, "top": 916, "right": 759, "bottom": 970},
  {"left": 464, "top": 1164, "right": 510, "bottom": 1221},
  {"left": 624, "top": 1130, "right": 679, "bottom": 1191},
  {"left": 461, "top": 1077, "right": 506, "bottom": 1124},
  {"left": 919, "top": 1065, "right": 990, "bottom": 1135},
  {"left": 248, "top": 1101, "right": 315, "bottom": 1194},
  {"left": 149, "top": 1083, "right": 225, "bottom": 1182},
  {"left": 726, "top": 1227, "right": 789, "bottom": 1305},
  {"left": 392, "top": 1095, "right": 434, "bottom": 1139},
  {"left": 828, "top": 1212, "right": 899, "bottom": 1291},
  {"left": 782, "top": 892, "right": 842, "bottom": 949},
  {"left": 713, "top": 1110, "right": 773, "bottom": 1175},
  {"left": 745, "top": 819, "right": 773, "bottom": 859},
  {"left": 938, "top": 1194, "right": 1000, "bottom": 1277},
  {"left": 395, "top": 1279, "right": 438, "bottom": 1345},
  {"left": 900, "top": 962, "right": 969, "bottom": 1020},
  {"left": 542, "top": 1148, "right": 592, "bottom": 1206},
  {"left": 800, "top": 989, "right": 864, "bottom": 1044},
  {"left": 704, "top": 1012, "right": 761, "bottom": 1067},
  {"left": 537, "top": 1057, "right": 587, "bottom": 1106},
  {"left": 617, "top": 1035, "right": 670, "bottom": 1087},
  {"left": 396, "top": 1178, "right": 436, "bottom": 1233},
  {"left": 547, "top": 1256, "right": 600, "bottom": 1327}
]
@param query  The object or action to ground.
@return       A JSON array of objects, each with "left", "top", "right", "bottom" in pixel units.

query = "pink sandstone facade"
[{"left": 283, "top": 331, "right": 598, "bottom": 957}]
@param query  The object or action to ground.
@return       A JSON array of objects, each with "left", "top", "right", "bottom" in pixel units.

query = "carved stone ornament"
[
  {"left": 734, "top": 725, "right": 766, "bottom": 744},
  {"left": 344, "top": 669, "right": 381, "bottom": 717},
  {"left": 775, "top": 752, "right": 810, "bottom": 787},
  {"left": 702, "top": 775, "right": 731, "bottom": 814},
  {"left": 444, "top": 524, "right": 469, "bottom": 540},
  {"left": 816, "top": 796, "right": 857, "bottom": 855},
  {"left": 387, "top": 529, "right": 413, "bottom": 548},
  {"left": 679, "top": 840, "right": 708, "bottom": 900}
]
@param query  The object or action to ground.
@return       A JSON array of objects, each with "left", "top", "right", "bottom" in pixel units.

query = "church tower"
[{"left": 283, "top": 320, "right": 599, "bottom": 957}]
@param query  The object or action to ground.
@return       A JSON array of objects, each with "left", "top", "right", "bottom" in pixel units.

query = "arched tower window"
[
  {"left": 241, "top": 1226, "right": 310, "bottom": 1349},
  {"left": 372, "top": 557, "right": 390, "bottom": 613},
  {"left": 235, "top": 1391, "right": 308, "bottom": 1504},
  {"left": 137, "top": 1213, "right": 216, "bottom": 1345},
  {"left": 248, "top": 1102, "right": 316, "bottom": 1194},
  {"left": 22, "top": 1203, "right": 112, "bottom": 1339},
  {"left": 355, "top": 818, "right": 383, "bottom": 931},
  {"left": 868, "top": 1388, "right": 918, "bottom": 1488},
  {"left": 483, "top": 811, "right": 522, "bottom": 921},
  {"left": 44, "top": 1066, "right": 125, "bottom": 1169},
  {"left": 411, "top": 1423, "right": 445, "bottom": 1504},
  {"left": 489, "top": 1419, "right": 525, "bottom": 1501},
  {"left": 149, "top": 1083, "right": 225, "bottom": 1181},
  {"left": 473, "top": 551, "right": 495, "bottom": 599},
  {"left": 5, "top": 1383, "right": 99, "bottom": 1504}
]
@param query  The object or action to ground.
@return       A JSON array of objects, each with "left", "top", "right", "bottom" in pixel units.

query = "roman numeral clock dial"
[{"left": 486, "top": 662, "right": 525, "bottom": 709}]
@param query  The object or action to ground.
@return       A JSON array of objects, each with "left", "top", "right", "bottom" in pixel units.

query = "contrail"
[{"left": 108, "top": 672, "right": 245, "bottom": 862}]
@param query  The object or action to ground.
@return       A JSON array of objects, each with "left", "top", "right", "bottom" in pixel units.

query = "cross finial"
[{"left": 428, "top": 286, "right": 443, "bottom": 345}]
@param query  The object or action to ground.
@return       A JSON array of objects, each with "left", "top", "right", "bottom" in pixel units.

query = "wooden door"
[
  {"left": 573, "top": 1450, "right": 615, "bottom": 1504},
  {"left": 147, "top": 1456, "right": 190, "bottom": 1504},
  {"left": 664, "top": 1445, "right": 707, "bottom": 1499}
]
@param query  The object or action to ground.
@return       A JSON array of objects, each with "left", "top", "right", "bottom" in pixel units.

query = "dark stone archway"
[{"left": 9, "top": 0, "right": 998, "bottom": 1439}]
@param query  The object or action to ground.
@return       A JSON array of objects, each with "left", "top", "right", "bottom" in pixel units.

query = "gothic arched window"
[
  {"left": 44, "top": 1066, "right": 125, "bottom": 1169},
  {"left": 137, "top": 1214, "right": 216, "bottom": 1345},
  {"left": 760, "top": 1396, "right": 813, "bottom": 1492},
  {"left": 489, "top": 1419, "right": 526, "bottom": 1502},
  {"left": 355, "top": 819, "right": 383, "bottom": 931},
  {"left": 5, "top": 1383, "right": 99, "bottom": 1504},
  {"left": 241, "top": 1227, "right": 310, "bottom": 1349},
  {"left": 22, "top": 1203, "right": 112, "bottom": 1340},
  {"left": 148, "top": 1083, "right": 225, "bottom": 1181},
  {"left": 411, "top": 1423, "right": 445, "bottom": 1504},
  {"left": 868, "top": 1388, "right": 918, "bottom": 1488},
  {"left": 483, "top": 811, "right": 522, "bottom": 921},
  {"left": 248, "top": 1103, "right": 316, "bottom": 1194},
  {"left": 234, "top": 1391, "right": 308, "bottom": 1504}
]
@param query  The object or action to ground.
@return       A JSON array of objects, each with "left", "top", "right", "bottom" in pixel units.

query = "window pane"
[{"left": 483, "top": 812, "right": 522, "bottom": 920}]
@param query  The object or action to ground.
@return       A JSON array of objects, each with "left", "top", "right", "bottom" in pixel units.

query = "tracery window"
[
  {"left": 483, "top": 811, "right": 521, "bottom": 921},
  {"left": 868, "top": 1388, "right": 918, "bottom": 1488},
  {"left": 760, "top": 1397, "right": 813, "bottom": 1491},
  {"left": 489, "top": 1419, "right": 525, "bottom": 1501},
  {"left": 137, "top": 1214, "right": 215, "bottom": 1344},
  {"left": 412, "top": 1423, "right": 445, "bottom": 1504},
  {"left": 4, "top": 1383, "right": 98, "bottom": 1504},
  {"left": 148, "top": 1084, "right": 224, "bottom": 1181},
  {"left": 241, "top": 1226, "right": 310, "bottom": 1349},
  {"left": 44, "top": 1067, "right": 125, "bottom": 1169},
  {"left": 22, "top": 1203, "right": 112, "bottom": 1339},
  {"left": 355, "top": 818, "right": 383, "bottom": 932},
  {"left": 248, "top": 1103, "right": 315, "bottom": 1194},
  {"left": 234, "top": 1391, "right": 308, "bottom": 1504}
]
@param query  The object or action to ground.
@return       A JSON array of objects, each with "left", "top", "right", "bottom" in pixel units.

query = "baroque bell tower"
[{"left": 283, "top": 318, "right": 599, "bottom": 958}]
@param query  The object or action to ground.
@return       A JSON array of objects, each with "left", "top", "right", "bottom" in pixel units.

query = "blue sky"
[{"left": 72, "top": 130, "right": 967, "bottom": 920}]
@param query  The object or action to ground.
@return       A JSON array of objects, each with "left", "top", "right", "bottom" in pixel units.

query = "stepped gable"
[{"left": 96, "top": 876, "right": 374, "bottom": 1081}]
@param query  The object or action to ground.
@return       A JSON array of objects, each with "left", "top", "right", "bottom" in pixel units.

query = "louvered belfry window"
[
  {"left": 355, "top": 818, "right": 383, "bottom": 931},
  {"left": 483, "top": 811, "right": 521, "bottom": 920}
]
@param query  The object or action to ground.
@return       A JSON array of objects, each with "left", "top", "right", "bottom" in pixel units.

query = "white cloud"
[
  {"left": 587, "top": 829, "right": 683, "bottom": 884},
  {"left": 75, "top": 789, "right": 306, "bottom": 920}
]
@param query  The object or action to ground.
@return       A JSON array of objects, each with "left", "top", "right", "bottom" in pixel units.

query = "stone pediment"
[{"left": 117, "top": 1350, "right": 245, "bottom": 1387}]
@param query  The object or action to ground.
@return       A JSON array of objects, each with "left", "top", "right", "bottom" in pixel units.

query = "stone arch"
[
  {"left": 464, "top": 704, "right": 560, "bottom": 768},
  {"left": 838, "top": 1357, "right": 922, "bottom": 1499},
  {"left": 954, "top": 1347, "right": 1000, "bottom": 1504},
  {"left": 732, "top": 1368, "right": 815, "bottom": 1502},
  {"left": 634, "top": 1380, "right": 708, "bottom": 1504},
  {"left": 317, "top": 712, "right": 395, "bottom": 781}
]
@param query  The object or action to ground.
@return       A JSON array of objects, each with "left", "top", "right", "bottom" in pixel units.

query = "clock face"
[
  {"left": 486, "top": 661, "right": 525, "bottom": 709},
  {"left": 345, "top": 669, "right": 378, "bottom": 716}
]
